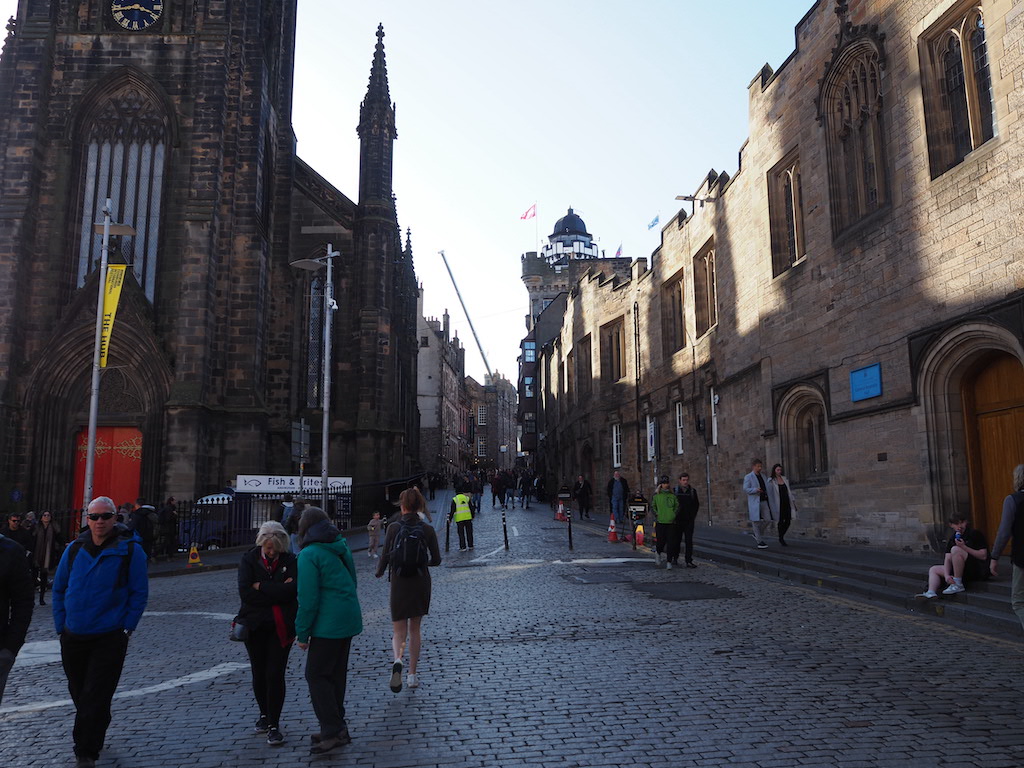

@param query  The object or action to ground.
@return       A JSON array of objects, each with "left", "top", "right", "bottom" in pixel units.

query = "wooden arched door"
[{"left": 963, "top": 352, "right": 1024, "bottom": 551}]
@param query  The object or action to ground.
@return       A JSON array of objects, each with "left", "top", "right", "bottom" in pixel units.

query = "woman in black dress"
[
  {"left": 375, "top": 487, "right": 441, "bottom": 692},
  {"left": 767, "top": 463, "right": 798, "bottom": 546}
]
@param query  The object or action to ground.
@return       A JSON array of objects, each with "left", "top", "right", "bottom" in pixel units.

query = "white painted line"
[
  {"left": 12, "top": 640, "right": 61, "bottom": 668},
  {"left": 144, "top": 611, "right": 236, "bottom": 621},
  {"left": 512, "top": 526, "right": 520, "bottom": 537},
  {"left": 0, "top": 662, "right": 249, "bottom": 715},
  {"left": 471, "top": 546, "right": 505, "bottom": 562},
  {"left": 551, "top": 558, "right": 648, "bottom": 566}
]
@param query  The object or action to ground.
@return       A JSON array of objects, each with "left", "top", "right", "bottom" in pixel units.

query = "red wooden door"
[{"left": 72, "top": 427, "right": 143, "bottom": 509}]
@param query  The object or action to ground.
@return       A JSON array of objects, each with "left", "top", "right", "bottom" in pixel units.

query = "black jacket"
[
  {"left": 0, "top": 534, "right": 34, "bottom": 654},
  {"left": 236, "top": 547, "right": 298, "bottom": 635},
  {"left": 607, "top": 476, "right": 630, "bottom": 502},
  {"left": 674, "top": 484, "right": 700, "bottom": 517}
]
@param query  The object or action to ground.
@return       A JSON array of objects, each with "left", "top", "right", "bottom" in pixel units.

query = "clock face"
[{"left": 111, "top": 1, "right": 164, "bottom": 32}]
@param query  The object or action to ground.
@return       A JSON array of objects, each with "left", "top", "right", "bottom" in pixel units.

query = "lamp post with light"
[
  {"left": 290, "top": 244, "right": 339, "bottom": 511},
  {"left": 82, "top": 198, "right": 136, "bottom": 510}
]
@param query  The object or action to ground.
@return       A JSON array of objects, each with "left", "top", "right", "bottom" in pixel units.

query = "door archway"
[{"left": 963, "top": 351, "right": 1024, "bottom": 547}]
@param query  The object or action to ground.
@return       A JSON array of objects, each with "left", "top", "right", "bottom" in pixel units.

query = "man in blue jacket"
[{"left": 53, "top": 496, "right": 149, "bottom": 768}]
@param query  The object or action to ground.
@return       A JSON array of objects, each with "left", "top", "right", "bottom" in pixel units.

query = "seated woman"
[{"left": 915, "top": 513, "right": 988, "bottom": 599}]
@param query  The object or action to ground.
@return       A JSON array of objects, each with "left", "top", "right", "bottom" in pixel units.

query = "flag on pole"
[
  {"left": 614, "top": 244, "right": 623, "bottom": 258},
  {"left": 99, "top": 265, "right": 127, "bottom": 368},
  {"left": 647, "top": 215, "right": 660, "bottom": 230},
  {"left": 521, "top": 204, "right": 536, "bottom": 220}
]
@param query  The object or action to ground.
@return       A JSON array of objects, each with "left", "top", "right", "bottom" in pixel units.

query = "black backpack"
[{"left": 388, "top": 519, "right": 430, "bottom": 578}]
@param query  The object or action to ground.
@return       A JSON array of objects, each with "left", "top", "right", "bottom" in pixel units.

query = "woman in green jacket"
[{"left": 295, "top": 507, "right": 362, "bottom": 756}]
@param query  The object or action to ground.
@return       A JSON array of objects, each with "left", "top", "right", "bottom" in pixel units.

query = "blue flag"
[{"left": 647, "top": 215, "right": 660, "bottom": 230}]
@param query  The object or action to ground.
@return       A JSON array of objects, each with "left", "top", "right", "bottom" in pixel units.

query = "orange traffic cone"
[
  {"left": 555, "top": 502, "right": 567, "bottom": 522},
  {"left": 607, "top": 515, "right": 618, "bottom": 543},
  {"left": 187, "top": 544, "right": 202, "bottom": 568},
  {"left": 635, "top": 524, "right": 645, "bottom": 547}
]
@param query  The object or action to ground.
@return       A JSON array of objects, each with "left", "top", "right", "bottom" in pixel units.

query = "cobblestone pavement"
[{"left": 2, "top": 491, "right": 1023, "bottom": 768}]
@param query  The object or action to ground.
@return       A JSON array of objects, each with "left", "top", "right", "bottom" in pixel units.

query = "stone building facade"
[
  {"left": 0, "top": 2, "right": 419, "bottom": 514},
  {"left": 417, "top": 298, "right": 470, "bottom": 478},
  {"left": 467, "top": 374, "right": 517, "bottom": 473},
  {"left": 536, "top": 0, "right": 1024, "bottom": 552}
]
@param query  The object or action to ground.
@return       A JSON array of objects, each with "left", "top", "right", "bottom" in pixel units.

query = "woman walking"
[
  {"left": 236, "top": 521, "right": 297, "bottom": 746},
  {"left": 766, "top": 464, "right": 798, "bottom": 546},
  {"left": 33, "top": 511, "right": 64, "bottom": 605},
  {"left": 296, "top": 507, "right": 362, "bottom": 756},
  {"left": 375, "top": 487, "right": 441, "bottom": 692}
]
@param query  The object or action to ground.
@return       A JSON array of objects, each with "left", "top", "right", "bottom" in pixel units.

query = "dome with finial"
[{"left": 550, "top": 208, "right": 590, "bottom": 239}]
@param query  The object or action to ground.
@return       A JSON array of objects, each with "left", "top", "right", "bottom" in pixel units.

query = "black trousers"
[
  {"left": 244, "top": 625, "right": 293, "bottom": 727},
  {"left": 38, "top": 566, "right": 51, "bottom": 599},
  {"left": 61, "top": 629, "right": 129, "bottom": 760},
  {"left": 778, "top": 506, "right": 792, "bottom": 541},
  {"left": 305, "top": 636, "right": 352, "bottom": 739},
  {"left": 656, "top": 523, "right": 680, "bottom": 562},
  {"left": 678, "top": 510, "right": 697, "bottom": 563},
  {"left": 457, "top": 519, "right": 474, "bottom": 549}
]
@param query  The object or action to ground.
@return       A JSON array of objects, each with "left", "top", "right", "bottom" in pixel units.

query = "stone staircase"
[{"left": 694, "top": 530, "right": 1021, "bottom": 638}]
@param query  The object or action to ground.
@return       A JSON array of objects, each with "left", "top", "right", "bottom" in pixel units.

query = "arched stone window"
[
  {"left": 778, "top": 386, "right": 829, "bottom": 484},
  {"left": 922, "top": 7, "right": 996, "bottom": 176},
  {"left": 75, "top": 79, "right": 170, "bottom": 301},
  {"left": 818, "top": 39, "right": 888, "bottom": 238}
]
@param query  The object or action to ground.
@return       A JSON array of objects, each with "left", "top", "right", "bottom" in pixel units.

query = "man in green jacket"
[
  {"left": 295, "top": 508, "right": 362, "bottom": 755},
  {"left": 651, "top": 476, "right": 679, "bottom": 569}
]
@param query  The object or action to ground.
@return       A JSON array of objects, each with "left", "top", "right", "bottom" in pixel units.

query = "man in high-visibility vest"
[{"left": 449, "top": 487, "right": 476, "bottom": 551}]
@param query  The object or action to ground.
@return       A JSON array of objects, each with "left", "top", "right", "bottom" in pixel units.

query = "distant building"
[
  {"left": 518, "top": 209, "right": 631, "bottom": 470},
  {"left": 467, "top": 373, "right": 517, "bottom": 472},
  {"left": 531, "top": 0, "right": 1024, "bottom": 553},
  {"left": 417, "top": 293, "right": 470, "bottom": 479}
]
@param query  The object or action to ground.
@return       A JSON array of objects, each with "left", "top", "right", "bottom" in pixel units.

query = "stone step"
[{"left": 696, "top": 538, "right": 1021, "bottom": 638}]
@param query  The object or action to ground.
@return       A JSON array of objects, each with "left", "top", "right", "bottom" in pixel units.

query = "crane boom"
[{"left": 438, "top": 250, "right": 493, "bottom": 381}]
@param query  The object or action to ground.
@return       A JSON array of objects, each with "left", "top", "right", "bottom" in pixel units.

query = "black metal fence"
[{"left": 21, "top": 487, "right": 354, "bottom": 553}]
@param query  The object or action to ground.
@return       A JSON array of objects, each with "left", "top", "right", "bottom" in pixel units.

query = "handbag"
[{"left": 229, "top": 617, "right": 249, "bottom": 642}]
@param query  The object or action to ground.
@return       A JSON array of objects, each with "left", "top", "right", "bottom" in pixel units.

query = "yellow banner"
[{"left": 99, "top": 266, "right": 127, "bottom": 368}]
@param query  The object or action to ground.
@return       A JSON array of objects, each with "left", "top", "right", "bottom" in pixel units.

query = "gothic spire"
[{"left": 357, "top": 23, "right": 397, "bottom": 211}]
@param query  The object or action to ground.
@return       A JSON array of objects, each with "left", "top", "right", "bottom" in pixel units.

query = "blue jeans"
[{"left": 611, "top": 497, "right": 625, "bottom": 526}]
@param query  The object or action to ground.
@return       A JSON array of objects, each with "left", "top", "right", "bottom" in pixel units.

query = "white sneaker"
[
  {"left": 666, "top": 561, "right": 673, "bottom": 570},
  {"left": 915, "top": 590, "right": 938, "bottom": 599},
  {"left": 942, "top": 583, "right": 965, "bottom": 595},
  {"left": 407, "top": 673, "right": 419, "bottom": 689}
]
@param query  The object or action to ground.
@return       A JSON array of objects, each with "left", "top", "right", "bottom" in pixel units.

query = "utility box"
[{"left": 627, "top": 493, "right": 649, "bottom": 522}]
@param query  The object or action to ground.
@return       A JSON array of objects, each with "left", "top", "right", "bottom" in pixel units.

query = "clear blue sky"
[{"left": 2, "top": 0, "right": 815, "bottom": 383}]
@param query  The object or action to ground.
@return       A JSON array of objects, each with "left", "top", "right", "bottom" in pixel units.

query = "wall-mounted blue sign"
[{"left": 850, "top": 363, "right": 882, "bottom": 402}]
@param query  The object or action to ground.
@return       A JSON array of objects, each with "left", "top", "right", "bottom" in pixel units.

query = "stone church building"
[
  {"left": 0, "top": 2, "right": 419, "bottom": 512},
  {"left": 532, "top": 0, "right": 1024, "bottom": 552}
]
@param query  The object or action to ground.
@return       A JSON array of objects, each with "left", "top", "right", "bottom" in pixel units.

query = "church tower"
[{"left": 0, "top": 1, "right": 300, "bottom": 507}]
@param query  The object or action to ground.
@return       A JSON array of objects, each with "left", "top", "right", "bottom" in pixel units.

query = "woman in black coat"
[
  {"left": 32, "top": 511, "right": 64, "bottom": 605},
  {"left": 237, "top": 521, "right": 298, "bottom": 746}
]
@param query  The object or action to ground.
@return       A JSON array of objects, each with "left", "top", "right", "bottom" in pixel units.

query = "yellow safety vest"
[{"left": 453, "top": 494, "right": 472, "bottom": 522}]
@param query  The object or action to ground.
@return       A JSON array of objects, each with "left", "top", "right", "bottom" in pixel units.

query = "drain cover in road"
[{"left": 632, "top": 582, "right": 742, "bottom": 601}]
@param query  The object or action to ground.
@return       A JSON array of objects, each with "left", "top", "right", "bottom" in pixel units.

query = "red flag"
[{"left": 520, "top": 204, "right": 536, "bottom": 220}]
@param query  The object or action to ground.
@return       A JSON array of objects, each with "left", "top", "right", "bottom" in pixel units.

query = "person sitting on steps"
[{"left": 915, "top": 512, "right": 988, "bottom": 599}]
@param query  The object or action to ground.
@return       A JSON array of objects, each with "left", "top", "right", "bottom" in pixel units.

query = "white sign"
[{"left": 235, "top": 475, "right": 352, "bottom": 492}]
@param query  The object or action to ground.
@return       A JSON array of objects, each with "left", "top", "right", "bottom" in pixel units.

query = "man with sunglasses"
[{"left": 52, "top": 496, "right": 148, "bottom": 768}]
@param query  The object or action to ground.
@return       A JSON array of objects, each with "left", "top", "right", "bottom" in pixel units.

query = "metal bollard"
[
  {"left": 502, "top": 506, "right": 510, "bottom": 551},
  {"left": 445, "top": 514, "right": 451, "bottom": 553},
  {"left": 567, "top": 510, "right": 574, "bottom": 551}
]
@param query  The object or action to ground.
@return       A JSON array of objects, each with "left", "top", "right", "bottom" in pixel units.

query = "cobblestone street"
[{"left": 2, "top": 493, "right": 1023, "bottom": 768}]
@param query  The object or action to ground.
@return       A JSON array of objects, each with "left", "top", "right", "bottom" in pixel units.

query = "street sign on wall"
[{"left": 234, "top": 475, "right": 352, "bottom": 492}]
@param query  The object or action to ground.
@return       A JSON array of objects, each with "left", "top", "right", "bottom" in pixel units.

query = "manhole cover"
[
  {"left": 562, "top": 572, "right": 634, "bottom": 584},
  {"left": 632, "top": 582, "right": 742, "bottom": 601}
]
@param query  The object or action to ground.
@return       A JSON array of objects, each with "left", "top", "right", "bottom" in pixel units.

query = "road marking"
[
  {"left": 512, "top": 526, "right": 519, "bottom": 537},
  {"left": 471, "top": 546, "right": 506, "bottom": 562},
  {"left": 144, "top": 611, "right": 236, "bottom": 621},
  {"left": 0, "top": 663, "right": 249, "bottom": 715},
  {"left": 551, "top": 557, "right": 649, "bottom": 565}
]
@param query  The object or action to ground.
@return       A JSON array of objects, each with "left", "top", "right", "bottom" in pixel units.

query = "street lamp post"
[
  {"left": 291, "top": 244, "right": 339, "bottom": 511},
  {"left": 83, "top": 199, "right": 136, "bottom": 511}
]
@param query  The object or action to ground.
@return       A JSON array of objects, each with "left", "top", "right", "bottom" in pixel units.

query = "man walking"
[
  {"left": 743, "top": 459, "right": 772, "bottom": 549},
  {"left": 0, "top": 529, "right": 34, "bottom": 705},
  {"left": 53, "top": 496, "right": 149, "bottom": 768},
  {"left": 990, "top": 463, "right": 1024, "bottom": 631},
  {"left": 606, "top": 470, "right": 630, "bottom": 533},
  {"left": 674, "top": 473, "right": 700, "bottom": 568}
]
